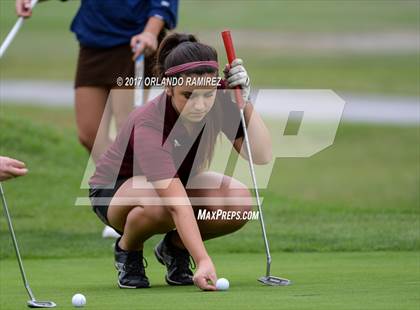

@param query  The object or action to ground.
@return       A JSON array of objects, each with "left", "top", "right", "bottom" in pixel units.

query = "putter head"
[
  {"left": 258, "top": 276, "right": 292, "bottom": 286},
  {"left": 27, "top": 300, "right": 56, "bottom": 308}
]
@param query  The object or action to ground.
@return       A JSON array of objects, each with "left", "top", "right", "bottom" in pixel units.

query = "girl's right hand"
[
  {"left": 16, "top": 0, "right": 32, "bottom": 18},
  {"left": 193, "top": 257, "right": 217, "bottom": 291},
  {"left": 130, "top": 31, "right": 158, "bottom": 60}
]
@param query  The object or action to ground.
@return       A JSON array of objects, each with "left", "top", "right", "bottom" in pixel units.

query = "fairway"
[{"left": 0, "top": 252, "right": 418, "bottom": 309}]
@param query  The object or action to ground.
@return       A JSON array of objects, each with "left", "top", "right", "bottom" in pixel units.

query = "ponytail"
[{"left": 155, "top": 33, "right": 218, "bottom": 78}]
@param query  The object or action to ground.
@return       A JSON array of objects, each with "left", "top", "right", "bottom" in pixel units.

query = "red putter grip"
[
  {"left": 221, "top": 30, "right": 245, "bottom": 109},
  {"left": 222, "top": 30, "right": 236, "bottom": 63}
]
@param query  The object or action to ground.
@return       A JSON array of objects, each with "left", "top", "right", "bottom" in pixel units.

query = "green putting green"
[
  {"left": 1, "top": 252, "right": 418, "bottom": 309},
  {"left": 0, "top": 105, "right": 419, "bottom": 309}
]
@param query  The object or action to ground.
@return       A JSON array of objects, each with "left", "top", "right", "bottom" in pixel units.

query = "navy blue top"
[{"left": 70, "top": 0, "right": 178, "bottom": 48}]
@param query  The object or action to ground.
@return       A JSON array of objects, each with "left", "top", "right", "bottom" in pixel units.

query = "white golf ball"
[
  {"left": 216, "top": 278, "right": 230, "bottom": 291},
  {"left": 72, "top": 293, "right": 86, "bottom": 307}
]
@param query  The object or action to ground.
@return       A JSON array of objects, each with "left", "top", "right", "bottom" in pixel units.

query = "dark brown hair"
[
  {"left": 156, "top": 33, "right": 222, "bottom": 171},
  {"left": 156, "top": 33, "right": 218, "bottom": 78}
]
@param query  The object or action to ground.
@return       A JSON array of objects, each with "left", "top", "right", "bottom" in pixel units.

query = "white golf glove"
[{"left": 223, "top": 58, "right": 251, "bottom": 104}]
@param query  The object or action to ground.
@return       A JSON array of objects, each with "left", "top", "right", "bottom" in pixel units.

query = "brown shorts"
[{"left": 74, "top": 32, "right": 165, "bottom": 89}]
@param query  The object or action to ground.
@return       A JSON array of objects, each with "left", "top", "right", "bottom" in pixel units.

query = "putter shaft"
[
  {"left": 1, "top": 183, "right": 57, "bottom": 307},
  {"left": 0, "top": 183, "right": 36, "bottom": 301},
  {"left": 239, "top": 109, "right": 272, "bottom": 277}
]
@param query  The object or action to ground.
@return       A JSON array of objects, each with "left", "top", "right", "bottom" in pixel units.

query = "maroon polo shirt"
[{"left": 89, "top": 88, "right": 244, "bottom": 188}]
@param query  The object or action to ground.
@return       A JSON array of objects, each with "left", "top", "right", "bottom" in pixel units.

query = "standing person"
[
  {"left": 71, "top": 0, "right": 178, "bottom": 162},
  {"left": 16, "top": 0, "right": 179, "bottom": 237},
  {"left": 16, "top": 0, "right": 178, "bottom": 161},
  {"left": 88, "top": 33, "right": 272, "bottom": 290}
]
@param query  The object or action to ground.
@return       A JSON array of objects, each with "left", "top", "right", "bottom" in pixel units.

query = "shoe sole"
[
  {"left": 153, "top": 244, "right": 193, "bottom": 286},
  {"left": 117, "top": 280, "right": 150, "bottom": 289},
  {"left": 114, "top": 263, "right": 150, "bottom": 289}
]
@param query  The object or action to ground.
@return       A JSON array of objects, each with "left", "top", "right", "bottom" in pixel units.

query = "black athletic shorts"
[{"left": 89, "top": 178, "right": 128, "bottom": 235}]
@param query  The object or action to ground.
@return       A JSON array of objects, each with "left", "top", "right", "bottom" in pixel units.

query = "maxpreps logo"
[
  {"left": 197, "top": 209, "right": 259, "bottom": 221},
  {"left": 75, "top": 88, "right": 345, "bottom": 205}
]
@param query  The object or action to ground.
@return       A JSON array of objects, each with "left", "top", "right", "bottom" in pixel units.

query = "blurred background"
[
  {"left": 1, "top": 0, "right": 419, "bottom": 93},
  {"left": 0, "top": 0, "right": 418, "bottom": 256}
]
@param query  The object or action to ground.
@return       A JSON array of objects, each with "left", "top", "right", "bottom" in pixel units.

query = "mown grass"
[
  {"left": 1, "top": 252, "right": 419, "bottom": 310},
  {"left": 0, "top": 104, "right": 418, "bottom": 259}
]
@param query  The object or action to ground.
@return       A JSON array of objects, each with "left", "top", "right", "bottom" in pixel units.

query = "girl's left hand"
[
  {"left": 130, "top": 31, "right": 158, "bottom": 60},
  {"left": 223, "top": 58, "right": 251, "bottom": 103}
]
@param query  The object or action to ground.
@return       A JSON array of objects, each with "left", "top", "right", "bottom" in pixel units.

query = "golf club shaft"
[
  {"left": 0, "top": 183, "right": 36, "bottom": 301},
  {"left": 135, "top": 54, "right": 145, "bottom": 106},
  {"left": 0, "top": 0, "right": 38, "bottom": 58},
  {"left": 239, "top": 110, "right": 272, "bottom": 277},
  {"left": 222, "top": 30, "right": 273, "bottom": 277}
]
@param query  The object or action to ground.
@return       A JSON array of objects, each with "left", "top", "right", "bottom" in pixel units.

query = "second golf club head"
[
  {"left": 27, "top": 300, "right": 56, "bottom": 308},
  {"left": 258, "top": 276, "right": 292, "bottom": 286}
]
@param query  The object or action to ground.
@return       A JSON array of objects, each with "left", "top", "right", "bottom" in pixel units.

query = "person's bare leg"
[
  {"left": 106, "top": 173, "right": 252, "bottom": 251},
  {"left": 109, "top": 88, "right": 135, "bottom": 132},
  {"left": 75, "top": 87, "right": 111, "bottom": 162},
  {"left": 107, "top": 172, "right": 252, "bottom": 251},
  {"left": 171, "top": 172, "right": 253, "bottom": 249},
  {"left": 107, "top": 176, "right": 175, "bottom": 251}
]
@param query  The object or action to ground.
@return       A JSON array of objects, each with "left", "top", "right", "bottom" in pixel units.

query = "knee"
[
  {"left": 126, "top": 206, "right": 174, "bottom": 233},
  {"left": 78, "top": 132, "right": 94, "bottom": 152},
  {"left": 221, "top": 180, "right": 253, "bottom": 214},
  {"left": 208, "top": 183, "right": 252, "bottom": 230},
  {"left": 145, "top": 206, "right": 174, "bottom": 231},
  {"left": 124, "top": 207, "right": 145, "bottom": 229}
]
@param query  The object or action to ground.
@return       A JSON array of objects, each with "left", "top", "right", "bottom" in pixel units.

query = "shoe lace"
[
  {"left": 123, "top": 257, "right": 148, "bottom": 275},
  {"left": 172, "top": 251, "right": 195, "bottom": 274}
]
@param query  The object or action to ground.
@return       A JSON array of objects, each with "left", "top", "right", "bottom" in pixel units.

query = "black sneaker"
[
  {"left": 114, "top": 238, "right": 150, "bottom": 289},
  {"left": 154, "top": 232, "right": 194, "bottom": 285}
]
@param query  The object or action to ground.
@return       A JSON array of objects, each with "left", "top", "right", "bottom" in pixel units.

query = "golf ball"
[
  {"left": 72, "top": 293, "right": 86, "bottom": 307},
  {"left": 216, "top": 278, "right": 230, "bottom": 291}
]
